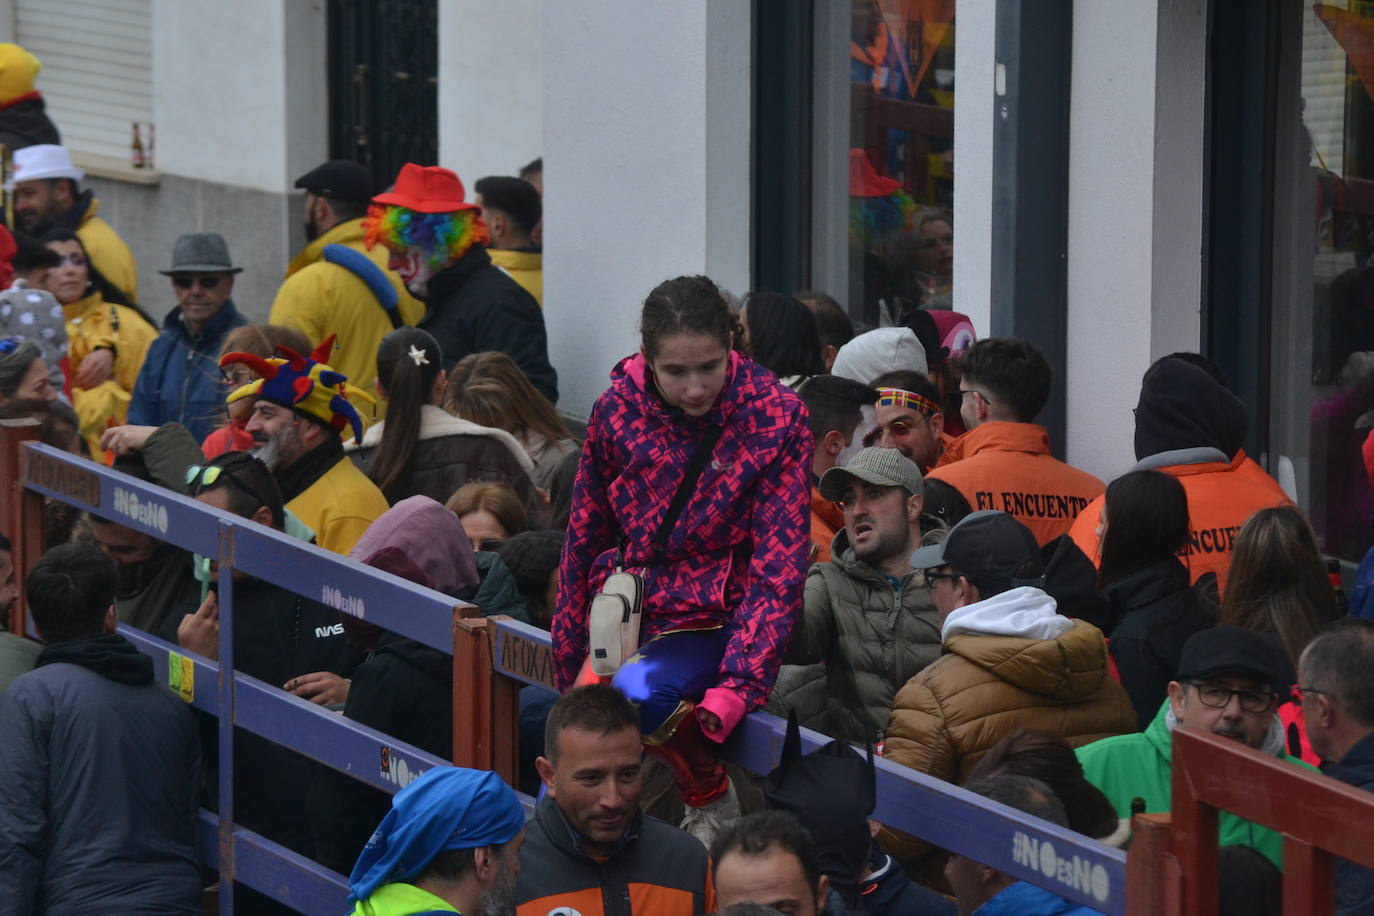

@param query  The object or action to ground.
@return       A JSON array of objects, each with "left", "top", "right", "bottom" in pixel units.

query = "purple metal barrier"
[{"left": 15, "top": 442, "right": 479, "bottom": 913}]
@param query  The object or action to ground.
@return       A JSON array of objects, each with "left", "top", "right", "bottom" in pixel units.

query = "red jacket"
[
  {"left": 928, "top": 422, "right": 1104, "bottom": 545},
  {"left": 554, "top": 352, "right": 811, "bottom": 737},
  {"left": 1068, "top": 449, "right": 1291, "bottom": 594}
]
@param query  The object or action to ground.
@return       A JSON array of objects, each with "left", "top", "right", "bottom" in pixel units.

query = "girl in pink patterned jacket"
[{"left": 552, "top": 275, "right": 811, "bottom": 840}]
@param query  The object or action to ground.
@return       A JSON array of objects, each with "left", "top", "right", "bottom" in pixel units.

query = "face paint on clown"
[{"left": 388, "top": 248, "right": 438, "bottom": 299}]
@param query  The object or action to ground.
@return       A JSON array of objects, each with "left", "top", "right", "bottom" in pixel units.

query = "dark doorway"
[{"left": 328, "top": 0, "right": 438, "bottom": 191}]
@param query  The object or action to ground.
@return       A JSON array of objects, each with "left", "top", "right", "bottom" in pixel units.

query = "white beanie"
[{"left": 830, "top": 327, "right": 928, "bottom": 384}]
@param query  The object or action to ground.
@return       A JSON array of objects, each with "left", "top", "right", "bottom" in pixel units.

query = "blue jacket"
[
  {"left": 975, "top": 882, "right": 1106, "bottom": 915},
  {"left": 129, "top": 300, "right": 245, "bottom": 442},
  {"left": 1324, "top": 731, "right": 1374, "bottom": 914}
]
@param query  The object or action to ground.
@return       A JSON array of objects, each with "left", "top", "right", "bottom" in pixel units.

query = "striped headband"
[{"left": 877, "top": 387, "right": 939, "bottom": 416}]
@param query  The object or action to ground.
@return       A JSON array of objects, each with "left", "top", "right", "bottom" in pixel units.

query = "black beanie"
[{"left": 497, "top": 530, "right": 564, "bottom": 596}]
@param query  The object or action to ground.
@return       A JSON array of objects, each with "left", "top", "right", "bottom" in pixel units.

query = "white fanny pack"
[{"left": 588, "top": 569, "right": 644, "bottom": 676}]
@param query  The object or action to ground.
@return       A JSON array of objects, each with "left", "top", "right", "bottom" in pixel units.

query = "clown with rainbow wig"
[{"left": 363, "top": 163, "right": 558, "bottom": 402}]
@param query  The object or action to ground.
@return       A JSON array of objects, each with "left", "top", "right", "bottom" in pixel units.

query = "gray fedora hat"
[{"left": 158, "top": 232, "right": 242, "bottom": 275}]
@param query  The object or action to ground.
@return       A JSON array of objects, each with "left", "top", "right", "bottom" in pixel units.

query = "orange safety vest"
[
  {"left": 810, "top": 485, "right": 845, "bottom": 564},
  {"left": 1068, "top": 451, "right": 1291, "bottom": 594},
  {"left": 928, "top": 422, "right": 1105, "bottom": 545}
]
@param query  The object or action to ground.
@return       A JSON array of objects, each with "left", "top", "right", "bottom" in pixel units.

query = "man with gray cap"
[
  {"left": 778, "top": 447, "right": 944, "bottom": 746},
  {"left": 268, "top": 159, "right": 423, "bottom": 404},
  {"left": 128, "top": 233, "right": 246, "bottom": 442},
  {"left": 886, "top": 510, "right": 1135, "bottom": 786}
]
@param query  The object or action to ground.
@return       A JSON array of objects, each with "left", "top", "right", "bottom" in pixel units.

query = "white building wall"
[
  {"left": 438, "top": 1, "right": 543, "bottom": 182},
  {"left": 152, "top": 0, "right": 315, "bottom": 195},
  {"left": 952, "top": 4, "right": 995, "bottom": 337},
  {"left": 1063, "top": 0, "right": 1206, "bottom": 482},
  {"left": 542, "top": 0, "right": 750, "bottom": 415}
]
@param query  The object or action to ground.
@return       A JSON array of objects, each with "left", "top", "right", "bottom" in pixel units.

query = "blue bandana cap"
[{"left": 347, "top": 766, "right": 525, "bottom": 904}]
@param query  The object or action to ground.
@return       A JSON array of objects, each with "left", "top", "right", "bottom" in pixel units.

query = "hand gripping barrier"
[{"left": 3, "top": 427, "right": 524, "bottom": 914}]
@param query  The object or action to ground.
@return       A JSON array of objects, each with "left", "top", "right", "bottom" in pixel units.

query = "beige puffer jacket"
[{"left": 885, "top": 613, "right": 1136, "bottom": 785}]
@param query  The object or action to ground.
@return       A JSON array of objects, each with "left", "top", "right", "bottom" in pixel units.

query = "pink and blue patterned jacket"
[{"left": 553, "top": 351, "right": 812, "bottom": 737}]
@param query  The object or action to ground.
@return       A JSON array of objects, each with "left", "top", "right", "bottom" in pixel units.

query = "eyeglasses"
[
  {"left": 185, "top": 463, "right": 273, "bottom": 516},
  {"left": 171, "top": 274, "right": 223, "bottom": 290},
  {"left": 959, "top": 389, "right": 993, "bottom": 406},
  {"left": 1291, "top": 684, "right": 1331, "bottom": 706},
  {"left": 220, "top": 366, "right": 255, "bottom": 388},
  {"left": 1187, "top": 681, "right": 1276, "bottom": 714},
  {"left": 925, "top": 570, "right": 960, "bottom": 586}
]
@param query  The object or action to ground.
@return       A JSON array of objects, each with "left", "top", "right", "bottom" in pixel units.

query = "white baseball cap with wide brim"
[{"left": 4, "top": 144, "right": 84, "bottom": 191}]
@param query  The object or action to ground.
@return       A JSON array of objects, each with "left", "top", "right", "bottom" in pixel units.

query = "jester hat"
[{"left": 219, "top": 335, "right": 372, "bottom": 444}]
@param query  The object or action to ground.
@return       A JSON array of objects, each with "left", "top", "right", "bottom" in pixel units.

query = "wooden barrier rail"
[{"left": 1171, "top": 728, "right": 1374, "bottom": 915}]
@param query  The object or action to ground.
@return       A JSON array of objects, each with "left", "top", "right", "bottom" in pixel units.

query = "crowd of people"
[{"left": 0, "top": 39, "right": 1369, "bottom": 916}]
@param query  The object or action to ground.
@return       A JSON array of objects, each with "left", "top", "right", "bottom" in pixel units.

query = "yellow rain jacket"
[
  {"left": 63, "top": 292, "right": 156, "bottom": 455},
  {"left": 77, "top": 197, "right": 139, "bottom": 304},
  {"left": 267, "top": 218, "right": 423, "bottom": 413},
  {"left": 488, "top": 248, "right": 543, "bottom": 306}
]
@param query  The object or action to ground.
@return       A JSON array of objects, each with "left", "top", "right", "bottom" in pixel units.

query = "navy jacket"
[
  {"left": 129, "top": 300, "right": 246, "bottom": 442},
  {"left": 0, "top": 635, "right": 202, "bottom": 913},
  {"left": 1325, "top": 731, "right": 1374, "bottom": 915}
]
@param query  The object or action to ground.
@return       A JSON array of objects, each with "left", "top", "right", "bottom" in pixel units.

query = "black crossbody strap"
[{"left": 651, "top": 424, "right": 724, "bottom": 558}]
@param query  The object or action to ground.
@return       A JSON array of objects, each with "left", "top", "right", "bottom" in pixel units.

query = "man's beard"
[
  {"left": 16, "top": 210, "right": 52, "bottom": 236},
  {"left": 474, "top": 862, "right": 518, "bottom": 916},
  {"left": 251, "top": 424, "right": 300, "bottom": 471}
]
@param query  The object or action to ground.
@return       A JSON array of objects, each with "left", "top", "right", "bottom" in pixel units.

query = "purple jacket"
[{"left": 553, "top": 351, "right": 811, "bottom": 736}]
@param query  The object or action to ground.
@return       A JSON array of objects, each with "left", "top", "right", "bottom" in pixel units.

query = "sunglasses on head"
[
  {"left": 185, "top": 463, "right": 272, "bottom": 516},
  {"left": 171, "top": 274, "right": 223, "bottom": 290}
]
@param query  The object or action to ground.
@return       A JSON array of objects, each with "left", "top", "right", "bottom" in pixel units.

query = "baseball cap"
[
  {"left": 818, "top": 447, "right": 923, "bottom": 501},
  {"left": 1175, "top": 626, "right": 1293, "bottom": 696},
  {"left": 909, "top": 510, "right": 1045, "bottom": 589},
  {"left": 294, "top": 160, "right": 373, "bottom": 202}
]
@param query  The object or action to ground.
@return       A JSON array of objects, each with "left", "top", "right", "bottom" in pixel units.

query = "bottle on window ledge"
[{"left": 131, "top": 122, "right": 145, "bottom": 169}]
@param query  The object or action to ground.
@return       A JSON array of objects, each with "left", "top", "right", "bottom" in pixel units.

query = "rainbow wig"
[
  {"left": 363, "top": 203, "right": 490, "bottom": 269},
  {"left": 849, "top": 188, "right": 917, "bottom": 249}
]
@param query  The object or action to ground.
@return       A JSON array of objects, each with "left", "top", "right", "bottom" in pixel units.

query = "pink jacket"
[{"left": 553, "top": 352, "right": 811, "bottom": 738}]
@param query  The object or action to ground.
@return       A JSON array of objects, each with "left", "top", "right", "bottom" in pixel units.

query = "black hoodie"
[
  {"left": 1133, "top": 358, "right": 1248, "bottom": 461},
  {"left": 36, "top": 633, "right": 153, "bottom": 684}
]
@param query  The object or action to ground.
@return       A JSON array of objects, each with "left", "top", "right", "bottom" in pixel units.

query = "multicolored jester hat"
[{"left": 219, "top": 335, "right": 372, "bottom": 443}]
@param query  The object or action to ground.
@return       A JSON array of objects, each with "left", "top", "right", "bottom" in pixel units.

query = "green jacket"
[
  {"left": 780, "top": 519, "right": 945, "bottom": 745},
  {"left": 1075, "top": 699, "right": 1315, "bottom": 869},
  {"left": 351, "top": 882, "right": 458, "bottom": 915}
]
